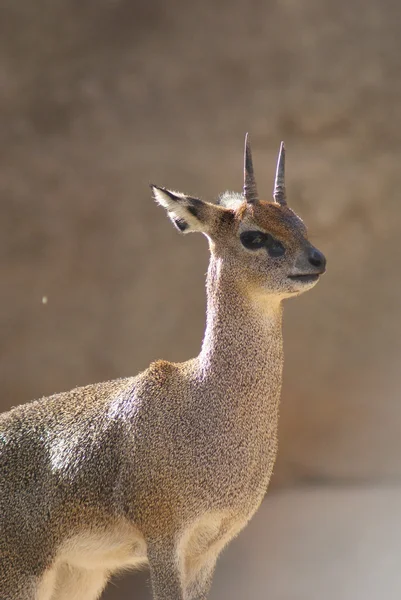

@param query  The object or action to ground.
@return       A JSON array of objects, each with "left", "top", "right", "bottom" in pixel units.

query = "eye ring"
[
  {"left": 240, "top": 231, "right": 266, "bottom": 250},
  {"left": 268, "top": 240, "right": 285, "bottom": 257},
  {"left": 240, "top": 230, "right": 286, "bottom": 257}
]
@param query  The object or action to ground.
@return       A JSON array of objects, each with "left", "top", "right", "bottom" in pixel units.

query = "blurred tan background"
[{"left": 1, "top": 0, "right": 401, "bottom": 598}]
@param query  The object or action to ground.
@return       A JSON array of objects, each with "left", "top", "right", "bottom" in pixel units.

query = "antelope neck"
[{"left": 197, "top": 255, "right": 284, "bottom": 394}]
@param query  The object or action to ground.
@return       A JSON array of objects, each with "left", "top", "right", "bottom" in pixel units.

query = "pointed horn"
[
  {"left": 273, "top": 141, "right": 287, "bottom": 206},
  {"left": 243, "top": 133, "right": 259, "bottom": 204}
]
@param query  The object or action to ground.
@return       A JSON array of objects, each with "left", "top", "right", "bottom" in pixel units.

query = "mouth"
[{"left": 288, "top": 273, "right": 321, "bottom": 283}]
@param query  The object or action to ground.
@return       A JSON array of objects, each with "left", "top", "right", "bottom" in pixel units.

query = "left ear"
[{"left": 151, "top": 185, "right": 226, "bottom": 234}]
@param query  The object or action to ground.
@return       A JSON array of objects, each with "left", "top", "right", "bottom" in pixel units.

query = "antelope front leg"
[
  {"left": 148, "top": 541, "right": 185, "bottom": 600},
  {"left": 185, "top": 558, "right": 217, "bottom": 600},
  {"left": 51, "top": 564, "right": 108, "bottom": 600}
]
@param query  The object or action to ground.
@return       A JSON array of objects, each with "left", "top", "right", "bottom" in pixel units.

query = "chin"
[
  {"left": 286, "top": 275, "right": 321, "bottom": 296},
  {"left": 252, "top": 274, "right": 321, "bottom": 300}
]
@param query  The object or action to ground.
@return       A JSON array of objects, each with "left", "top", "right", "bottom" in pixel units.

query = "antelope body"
[{"left": 0, "top": 136, "right": 326, "bottom": 600}]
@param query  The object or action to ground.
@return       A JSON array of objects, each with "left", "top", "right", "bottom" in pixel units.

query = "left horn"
[{"left": 243, "top": 133, "right": 259, "bottom": 204}]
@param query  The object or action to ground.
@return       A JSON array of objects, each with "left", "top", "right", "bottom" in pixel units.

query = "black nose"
[{"left": 308, "top": 247, "right": 326, "bottom": 271}]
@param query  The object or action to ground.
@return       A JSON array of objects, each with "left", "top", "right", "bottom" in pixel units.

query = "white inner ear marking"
[
  {"left": 152, "top": 188, "right": 186, "bottom": 210},
  {"left": 152, "top": 187, "right": 205, "bottom": 233}
]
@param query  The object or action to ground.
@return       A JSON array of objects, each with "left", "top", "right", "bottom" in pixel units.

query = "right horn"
[{"left": 273, "top": 142, "right": 287, "bottom": 206}]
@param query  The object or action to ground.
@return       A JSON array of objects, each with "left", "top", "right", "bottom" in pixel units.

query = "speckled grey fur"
[{"left": 0, "top": 139, "right": 326, "bottom": 600}]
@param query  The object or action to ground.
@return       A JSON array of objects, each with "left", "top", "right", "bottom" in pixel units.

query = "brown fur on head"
[{"left": 151, "top": 136, "right": 326, "bottom": 299}]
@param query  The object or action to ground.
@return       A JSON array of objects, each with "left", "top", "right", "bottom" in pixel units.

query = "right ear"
[{"left": 150, "top": 184, "right": 227, "bottom": 234}]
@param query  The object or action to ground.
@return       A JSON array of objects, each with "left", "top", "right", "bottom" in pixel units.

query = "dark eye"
[
  {"left": 240, "top": 231, "right": 266, "bottom": 250},
  {"left": 240, "top": 230, "right": 286, "bottom": 257},
  {"left": 267, "top": 238, "right": 285, "bottom": 257}
]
